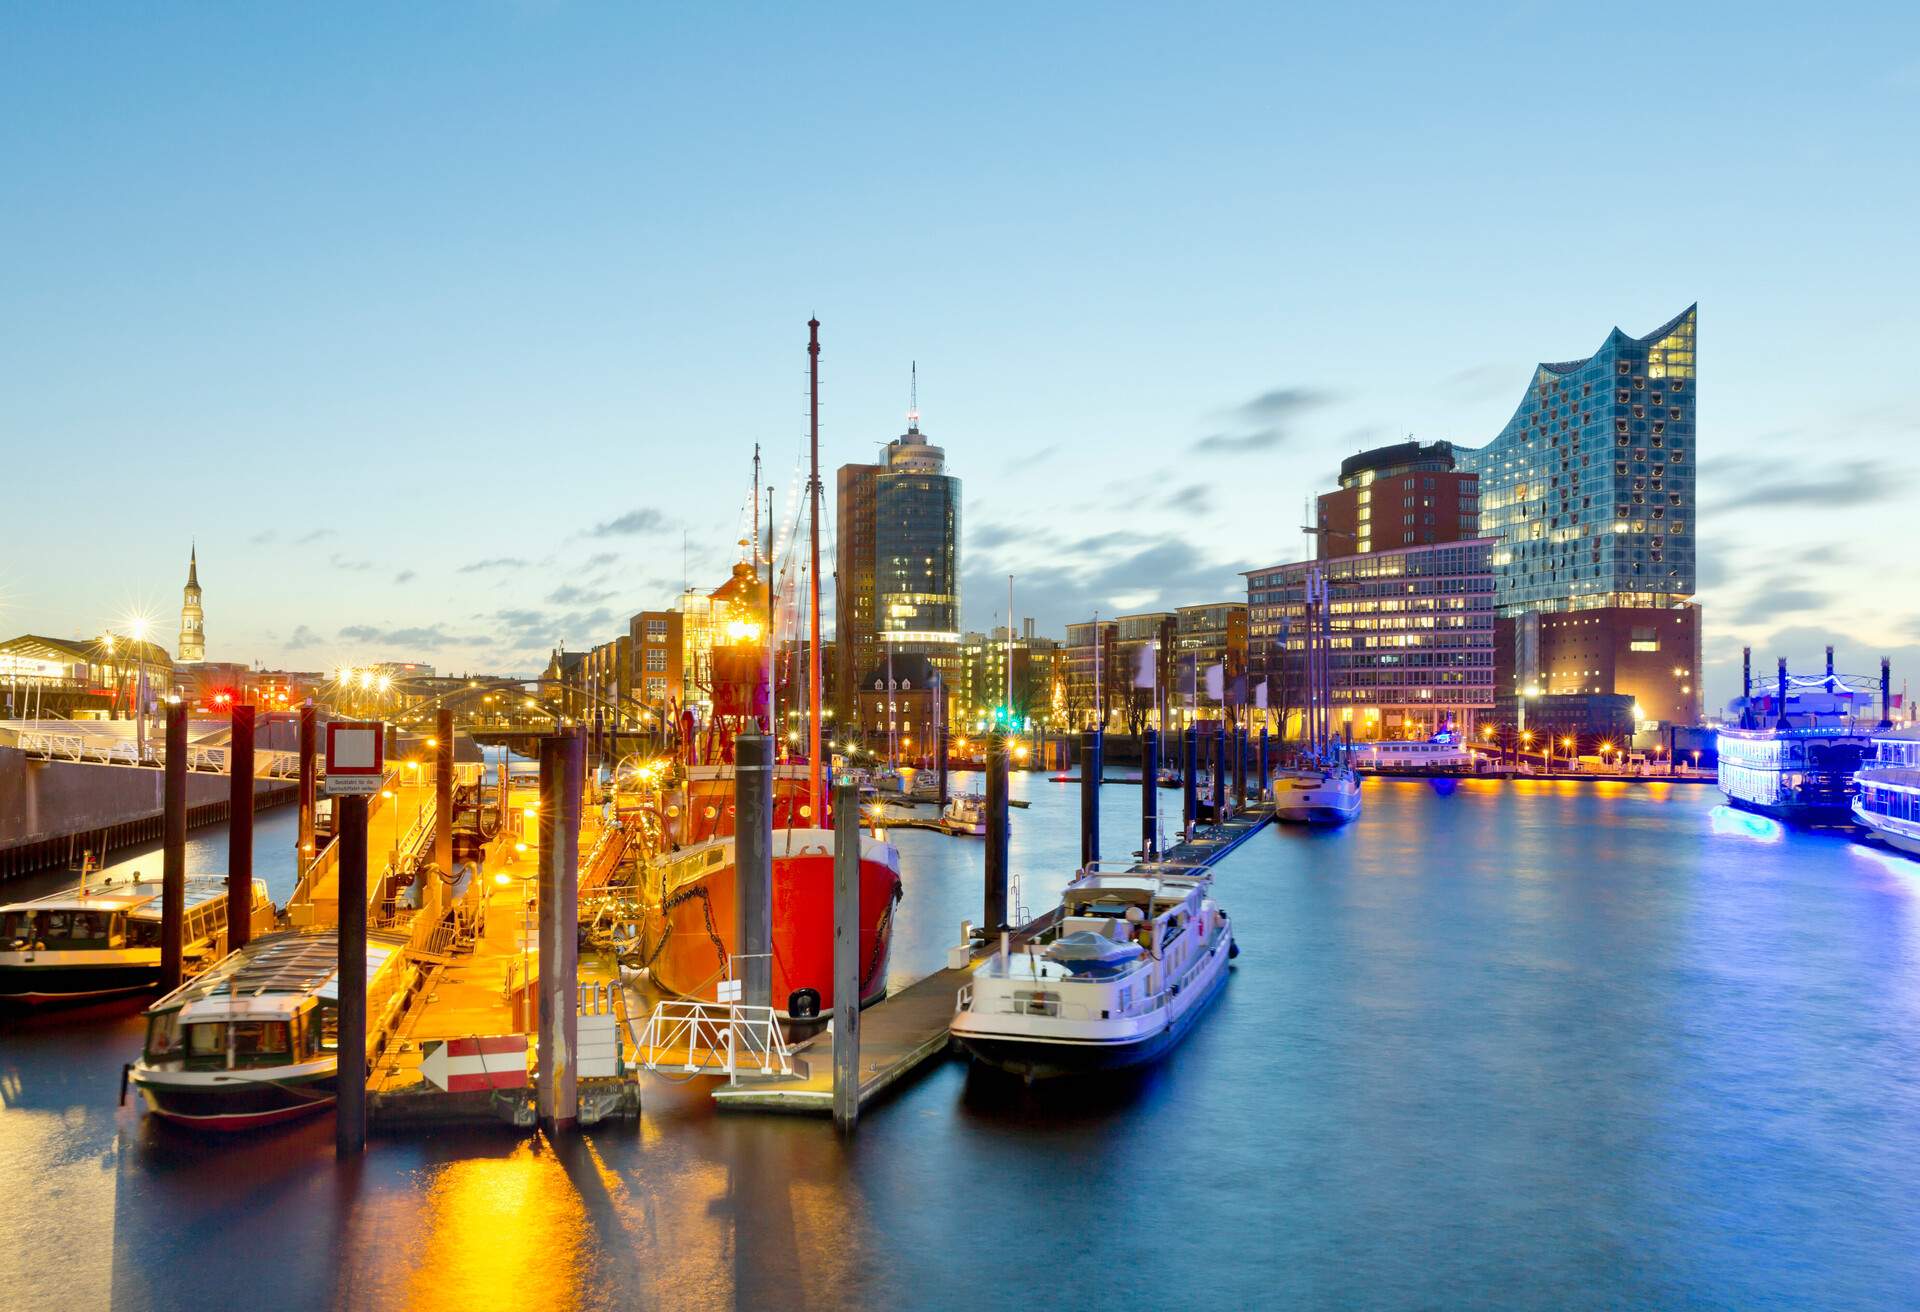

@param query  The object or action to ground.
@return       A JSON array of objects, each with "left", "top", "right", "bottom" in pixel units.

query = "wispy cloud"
[
  {"left": 458, "top": 557, "right": 529, "bottom": 573},
  {"left": 1707, "top": 459, "right": 1909, "bottom": 513},
  {"left": 588, "top": 508, "right": 667, "bottom": 537},
  {"left": 286, "top": 624, "right": 323, "bottom": 649},
  {"left": 1190, "top": 385, "right": 1335, "bottom": 456},
  {"left": 394, "top": 569, "right": 417, "bottom": 584},
  {"left": 548, "top": 584, "right": 614, "bottom": 606},
  {"left": 295, "top": 528, "right": 336, "bottom": 545},
  {"left": 249, "top": 529, "right": 277, "bottom": 546},
  {"left": 584, "top": 552, "right": 619, "bottom": 569},
  {"left": 328, "top": 554, "right": 373, "bottom": 572},
  {"left": 337, "top": 623, "right": 484, "bottom": 650}
]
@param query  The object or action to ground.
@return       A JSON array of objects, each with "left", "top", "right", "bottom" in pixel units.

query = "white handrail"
[{"left": 632, "top": 1000, "right": 792, "bottom": 1078}]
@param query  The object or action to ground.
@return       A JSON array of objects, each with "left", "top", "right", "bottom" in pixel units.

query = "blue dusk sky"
[{"left": 2, "top": 3, "right": 1917, "bottom": 705}]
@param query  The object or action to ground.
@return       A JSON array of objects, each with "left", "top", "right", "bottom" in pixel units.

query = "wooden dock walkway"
[{"left": 710, "top": 800, "right": 1273, "bottom": 1116}]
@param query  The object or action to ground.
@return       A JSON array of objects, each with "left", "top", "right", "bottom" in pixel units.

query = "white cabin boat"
[
  {"left": 939, "top": 792, "right": 988, "bottom": 836},
  {"left": 1271, "top": 765, "right": 1363, "bottom": 825},
  {"left": 128, "top": 927, "right": 413, "bottom": 1131},
  {"left": 0, "top": 872, "right": 272, "bottom": 1004},
  {"left": 950, "top": 865, "right": 1234, "bottom": 1080}
]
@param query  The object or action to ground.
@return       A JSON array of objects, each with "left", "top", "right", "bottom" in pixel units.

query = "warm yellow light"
[
  {"left": 1481, "top": 725, "right": 1495, "bottom": 739},
  {"left": 427, "top": 737, "right": 439, "bottom": 748},
  {"left": 494, "top": 872, "right": 511, "bottom": 886},
  {"left": 128, "top": 616, "right": 149, "bottom": 641},
  {"left": 523, "top": 806, "right": 536, "bottom": 819},
  {"left": 1561, "top": 737, "right": 1573, "bottom": 749},
  {"left": 381, "top": 790, "right": 395, "bottom": 801},
  {"left": 514, "top": 842, "right": 528, "bottom": 855},
  {"left": 358, "top": 670, "right": 373, "bottom": 689},
  {"left": 725, "top": 619, "right": 762, "bottom": 643}
]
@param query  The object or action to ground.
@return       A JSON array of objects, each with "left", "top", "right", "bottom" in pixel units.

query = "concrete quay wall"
[{"left": 0, "top": 747, "right": 293, "bottom": 880}]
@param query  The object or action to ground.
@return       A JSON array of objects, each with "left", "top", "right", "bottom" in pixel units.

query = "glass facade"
[
  {"left": 875, "top": 424, "right": 961, "bottom": 648},
  {"left": 1455, "top": 305, "right": 1696, "bottom": 618}
]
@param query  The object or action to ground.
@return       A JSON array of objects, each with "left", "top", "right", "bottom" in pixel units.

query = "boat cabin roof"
[
  {"left": 0, "top": 872, "right": 238, "bottom": 918},
  {"left": 154, "top": 928, "right": 407, "bottom": 1022},
  {"left": 1062, "top": 873, "right": 1203, "bottom": 919}
]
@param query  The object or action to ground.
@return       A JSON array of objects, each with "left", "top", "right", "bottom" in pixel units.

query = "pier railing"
[{"left": 632, "top": 1000, "right": 794, "bottom": 1079}]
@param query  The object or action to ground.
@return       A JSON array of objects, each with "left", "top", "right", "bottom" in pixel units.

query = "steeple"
[{"left": 178, "top": 543, "right": 205, "bottom": 664}]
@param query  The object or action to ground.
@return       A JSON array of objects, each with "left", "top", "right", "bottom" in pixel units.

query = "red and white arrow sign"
[{"left": 419, "top": 1035, "right": 528, "bottom": 1092}]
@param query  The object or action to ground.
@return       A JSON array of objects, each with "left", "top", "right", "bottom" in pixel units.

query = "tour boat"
[
  {"left": 128, "top": 927, "right": 413, "bottom": 1130},
  {"left": 1271, "top": 765, "right": 1363, "bottom": 825},
  {"left": 0, "top": 872, "right": 273, "bottom": 1005},
  {"left": 1852, "top": 726, "right": 1920, "bottom": 858},
  {"left": 1717, "top": 725, "right": 1869, "bottom": 825},
  {"left": 950, "top": 864, "right": 1234, "bottom": 1079},
  {"left": 938, "top": 792, "right": 988, "bottom": 836},
  {"left": 1349, "top": 736, "right": 1479, "bottom": 774}
]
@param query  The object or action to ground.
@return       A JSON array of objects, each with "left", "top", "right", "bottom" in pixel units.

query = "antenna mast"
[{"left": 807, "top": 318, "right": 825, "bottom": 822}]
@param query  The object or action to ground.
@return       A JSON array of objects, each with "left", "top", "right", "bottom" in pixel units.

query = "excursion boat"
[
  {"left": 127, "top": 927, "right": 413, "bottom": 1130},
  {"left": 938, "top": 792, "right": 988, "bottom": 836},
  {"left": 1349, "top": 736, "right": 1480, "bottom": 774},
  {"left": 950, "top": 864, "right": 1234, "bottom": 1080},
  {"left": 1852, "top": 727, "right": 1920, "bottom": 859},
  {"left": 1271, "top": 764, "right": 1363, "bottom": 825},
  {"left": 0, "top": 872, "right": 273, "bottom": 1005},
  {"left": 1717, "top": 724, "right": 1869, "bottom": 826}
]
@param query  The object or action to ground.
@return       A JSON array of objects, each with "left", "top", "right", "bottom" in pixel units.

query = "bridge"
[{"left": 9, "top": 726, "right": 304, "bottom": 778}]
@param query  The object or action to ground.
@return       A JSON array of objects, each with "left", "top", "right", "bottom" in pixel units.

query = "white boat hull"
[{"left": 1272, "top": 773, "right": 1362, "bottom": 825}]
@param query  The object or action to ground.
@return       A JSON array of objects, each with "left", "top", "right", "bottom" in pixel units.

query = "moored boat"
[
  {"left": 1717, "top": 725, "right": 1868, "bottom": 826},
  {"left": 938, "top": 792, "right": 988, "bottom": 836},
  {"left": 950, "top": 864, "right": 1234, "bottom": 1080},
  {"left": 1852, "top": 726, "right": 1920, "bottom": 859},
  {"left": 0, "top": 872, "right": 273, "bottom": 1005},
  {"left": 1271, "top": 764, "right": 1363, "bottom": 825},
  {"left": 127, "top": 927, "right": 413, "bottom": 1130}
]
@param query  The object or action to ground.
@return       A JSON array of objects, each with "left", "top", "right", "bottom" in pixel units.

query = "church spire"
[
  {"left": 178, "top": 542, "right": 205, "bottom": 664},
  {"left": 187, "top": 541, "right": 199, "bottom": 589}
]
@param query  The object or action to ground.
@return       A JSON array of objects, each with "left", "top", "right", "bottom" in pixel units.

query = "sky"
[{"left": 2, "top": 3, "right": 1917, "bottom": 707}]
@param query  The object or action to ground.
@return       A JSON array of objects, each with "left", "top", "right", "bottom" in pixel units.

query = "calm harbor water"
[{"left": 4, "top": 778, "right": 1919, "bottom": 1310}]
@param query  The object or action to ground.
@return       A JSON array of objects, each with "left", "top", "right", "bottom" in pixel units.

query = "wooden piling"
[
  {"left": 985, "top": 730, "right": 1010, "bottom": 928},
  {"left": 160, "top": 701, "right": 187, "bottom": 992},
  {"left": 1183, "top": 726, "right": 1198, "bottom": 838},
  {"left": 297, "top": 703, "right": 317, "bottom": 868},
  {"left": 227, "top": 703, "right": 255, "bottom": 952},
  {"left": 1140, "top": 727, "right": 1158, "bottom": 860},
  {"left": 735, "top": 733, "right": 774, "bottom": 1010},
  {"left": 537, "top": 728, "right": 583, "bottom": 1135},
  {"left": 1079, "top": 729, "right": 1101, "bottom": 870},
  {"left": 434, "top": 707, "right": 454, "bottom": 875},
  {"left": 832, "top": 775, "right": 861, "bottom": 1134},
  {"left": 335, "top": 792, "right": 369, "bottom": 1158}
]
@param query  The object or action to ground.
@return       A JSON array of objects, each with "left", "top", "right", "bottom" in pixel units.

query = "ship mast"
[{"left": 807, "top": 318, "right": 824, "bottom": 823}]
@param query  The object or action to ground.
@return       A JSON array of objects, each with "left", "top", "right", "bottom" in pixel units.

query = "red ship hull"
[{"left": 640, "top": 828, "right": 901, "bottom": 1017}]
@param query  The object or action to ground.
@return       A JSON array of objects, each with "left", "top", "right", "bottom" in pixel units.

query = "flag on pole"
[
  {"left": 1254, "top": 679, "right": 1269, "bottom": 710},
  {"left": 1134, "top": 644, "right": 1156, "bottom": 689},
  {"left": 1205, "top": 663, "right": 1225, "bottom": 701}
]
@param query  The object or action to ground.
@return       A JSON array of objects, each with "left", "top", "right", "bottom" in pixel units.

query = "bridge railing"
[{"left": 15, "top": 729, "right": 301, "bottom": 778}]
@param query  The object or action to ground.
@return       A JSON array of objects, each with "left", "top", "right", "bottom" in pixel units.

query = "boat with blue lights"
[
  {"left": 1715, "top": 659, "right": 1880, "bottom": 826},
  {"left": 1852, "top": 726, "right": 1920, "bottom": 859}
]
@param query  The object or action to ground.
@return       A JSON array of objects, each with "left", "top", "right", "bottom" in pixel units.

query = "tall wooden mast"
[{"left": 807, "top": 318, "right": 825, "bottom": 822}]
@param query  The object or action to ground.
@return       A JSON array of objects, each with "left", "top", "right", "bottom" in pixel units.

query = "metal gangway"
[
  {"left": 13, "top": 727, "right": 302, "bottom": 779},
  {"left": 630, "top": 998, "right": 794, "bottom": 1080}
]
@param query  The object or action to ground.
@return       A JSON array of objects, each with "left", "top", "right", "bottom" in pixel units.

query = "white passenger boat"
[
  {"left": 1852, "top": 726, "right": 1920, "bottom": 859},
  {"left": 0, "top": 872, "right": 272, "bottom": 1005},
  {"left": 1271, "top": 765, "right": 1363, "bottom": 825},
  {"left": 127, "top": 927, "right": 413, "bottom": 1130},
  {"left": 950, "top": 864, "right": 1234, "bottom": 1080},
  {"left": 1349, "top": 737, "right": 1479, "bottom": 774}
]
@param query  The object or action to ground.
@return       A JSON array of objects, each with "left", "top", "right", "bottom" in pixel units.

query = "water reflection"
[{"left": 5, "top": 778, "right": 1920, "bottom": 1308}]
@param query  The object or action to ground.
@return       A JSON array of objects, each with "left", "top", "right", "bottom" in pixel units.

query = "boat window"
[
  {"left": 126, "top": 919, "right": 162, "bottom": 949},
  {"left": 145, "top": 1012, "right": 182, "bottom": 1059},
  {"left": 231, "top": 1021, "right": 291, "bottom": 1062},
  {"left": 185, "top": 1023, "right": 228, "bottom": 1061},
  {"left": 317, "top": 1008, "right": 339, "bottom": 1052},
  {"left": 2, "top": 911, "right": 28, "bottom": 945}
]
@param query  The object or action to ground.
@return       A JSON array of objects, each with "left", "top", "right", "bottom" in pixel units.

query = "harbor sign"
[{"left": 324, "top": 721, "right": 385, "bottom": 795}]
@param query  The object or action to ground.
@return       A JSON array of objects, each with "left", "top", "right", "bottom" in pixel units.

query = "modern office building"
[
  {"left": 1316, "top": 441, "right": 1479, "bottom": 557},
  {"left": 1063, "top": 619, "right": 1117, "bottom": 731},
  {"left": 837, "top": 400, "right": 962, "bottom": 719},
  {"left": 1246, "top": 538, "right": 1497, "bottom": 740},
  {"left": 1173, "top": 602, "right": 1248, "bottom": 721},
  {"left": 1454, "top": 304, "right": 1701, "bottom": 727}
]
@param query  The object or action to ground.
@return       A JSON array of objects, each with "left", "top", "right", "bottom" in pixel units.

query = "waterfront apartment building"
[
  {"left": 629, "top": 609, "right": 684, "bottom": 714},
  {"left": 1454, "top": 305, "right": 1701, "bottom": 727},
  {"left": 1316, "top": 441, "right": 1479, "bottom": 557},
  {"left": 1063, "top": 619, "right": 1117, "bottom": 731},
  {"left": 1246, "top": 538, "right": 1497, "bottom": 741},
  {"left": 1173, "top": 602, "right": 1248, "bottom": 721}
]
